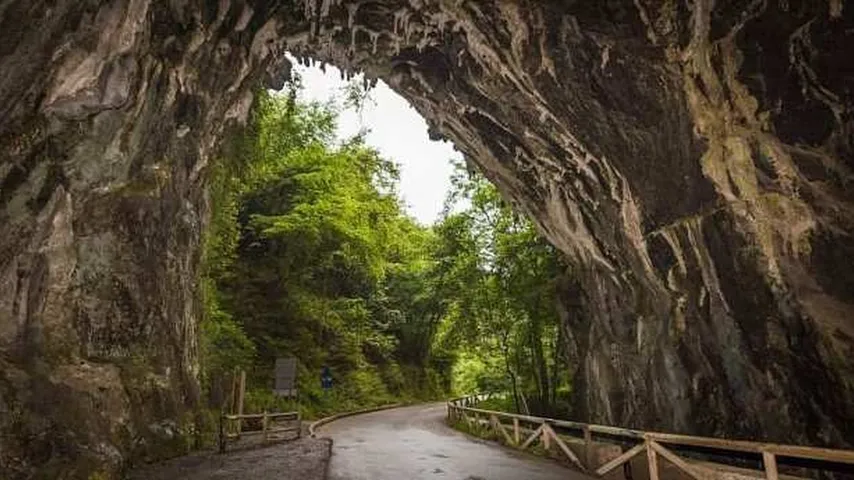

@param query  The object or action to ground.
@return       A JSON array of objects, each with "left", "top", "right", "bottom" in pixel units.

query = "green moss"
[{"left": 88, "top": 471, "right": 109, "bottom": 480}]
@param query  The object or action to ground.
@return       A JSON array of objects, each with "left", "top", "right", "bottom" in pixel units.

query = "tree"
[
  {"left": 201, "top": 88, "right": 450, "bottom": 415},
  {"left": 434, "top": 161, "right": 570, "bottom": 416},
  {"left": 200, "top": 85, "right": 572, "bottom": 420}
]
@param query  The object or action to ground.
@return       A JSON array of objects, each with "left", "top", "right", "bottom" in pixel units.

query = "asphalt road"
[{"left": 318, "top": 403, "right": 593, "bottom": 480}]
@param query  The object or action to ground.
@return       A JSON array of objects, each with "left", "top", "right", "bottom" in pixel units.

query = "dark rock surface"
[{"left": 1, "top": 0, "right": 852, "bottom": 477}]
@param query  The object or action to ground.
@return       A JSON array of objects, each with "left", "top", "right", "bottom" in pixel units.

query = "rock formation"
[{"left": 1, "top": 0, "right": 852, "bottom": 477}]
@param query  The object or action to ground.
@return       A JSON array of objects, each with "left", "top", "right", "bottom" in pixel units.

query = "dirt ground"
[{"left": 125, "top": 436, "right": 332, "bottom": 480}]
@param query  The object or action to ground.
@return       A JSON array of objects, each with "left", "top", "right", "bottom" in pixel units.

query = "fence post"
[
  {"left": 646, "top": 440, "right": 659, "bottom": 480},
  {"left": 263, "top": 411, "right": 269, "bottom": 442},
  {"left": 218, "top": 413, "right": 226, "bottom": 453},
  {"left": 513, "top": 418, "right": 520, "bottom": 445},
  {"left": 236, "top": 370, "right": 246, "bottom": 438},
  {"left": 584, "top": 425, "right": 593, "bottom": 469},
  {"left": 542, "top": 423, "right": 551, "bottom": 452},
  {"left": 763, "top": 452, "right": 778, "bottom": 480}
]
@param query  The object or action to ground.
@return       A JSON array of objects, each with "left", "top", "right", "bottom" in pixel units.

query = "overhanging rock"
[{"left": 1, "top": 1, "right": 852, "bottom": 477}]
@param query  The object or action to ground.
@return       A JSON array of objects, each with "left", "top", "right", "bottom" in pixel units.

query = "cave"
[{"left": 1, "top": 0, "right": 853, "bottom": 477}]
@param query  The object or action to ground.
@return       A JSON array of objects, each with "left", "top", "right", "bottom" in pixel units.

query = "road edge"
[{"left": 308, "top": 403, "right": 404, "bottom": 437}]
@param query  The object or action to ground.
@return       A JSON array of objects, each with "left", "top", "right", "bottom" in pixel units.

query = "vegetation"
[
  {"left": 200, "top": 80, "right": 573, "bottom": 423},
  {"left": 437, "top": 165, "right": 572, "bottom": 417}
]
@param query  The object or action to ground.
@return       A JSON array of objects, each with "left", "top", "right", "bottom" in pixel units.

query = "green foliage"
[
  {"left": 474, "top": 395, "right": 518, "bottom": 413},
  {"left": 199, "top": 277, "right": 255, "bottom": 375},
  {"left": 451, "top": 352, "right": 507, "bottom": 395},
  {"left": 200, "top": 87, "right": 450, "bottom": 419},
  {"left": 199, "top": 81, "right": 574, "bottom": 426},
  {"left": 435, "top": 161, "right": 572, "bottom": 417}
]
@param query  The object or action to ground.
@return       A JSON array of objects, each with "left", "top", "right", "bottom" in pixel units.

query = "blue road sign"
[{"left": 321, "top": 366, "right": 333, "bottom": 390}]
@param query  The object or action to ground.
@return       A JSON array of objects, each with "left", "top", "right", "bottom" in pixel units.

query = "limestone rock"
[{"left": 1, "top": 0, "right": 852, "bottom": 477}]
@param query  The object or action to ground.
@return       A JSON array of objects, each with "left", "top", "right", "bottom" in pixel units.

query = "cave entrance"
[
  {"left": 288, "top": 57, "right": 463, "bottom": 225},
  {"left": 203, "top": 50, "right": 571, "bottom": 427}
]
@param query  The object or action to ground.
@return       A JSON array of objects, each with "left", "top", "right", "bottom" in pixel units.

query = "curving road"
[{"left": 318, "top": 403, "right": 592, "bottom": 480}]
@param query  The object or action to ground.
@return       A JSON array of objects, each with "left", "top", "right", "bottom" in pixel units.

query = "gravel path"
[{"left": 126, "top": 436, "right": 331, "bottom": 480}]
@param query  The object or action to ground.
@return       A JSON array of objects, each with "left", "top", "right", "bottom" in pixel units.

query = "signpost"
[{"left": 274, "top": 357, "right": 298, "bottom": 398}]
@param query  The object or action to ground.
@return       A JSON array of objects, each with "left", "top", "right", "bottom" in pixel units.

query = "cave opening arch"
[{"left": 2, "top": 0, "right": 854, "bottom": 476}]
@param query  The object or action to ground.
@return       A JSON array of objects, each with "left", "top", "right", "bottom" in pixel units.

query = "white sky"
[{"left": 291, "top": 60, "right": 463, "bottom": 226}]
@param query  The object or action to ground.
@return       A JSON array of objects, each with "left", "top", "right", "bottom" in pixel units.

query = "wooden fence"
[
  {"left": 447, "top": 394, "right": 854, "bottom": 480},
  {"left": 219, "top": 411, "right": 301, "bottom": 452}
]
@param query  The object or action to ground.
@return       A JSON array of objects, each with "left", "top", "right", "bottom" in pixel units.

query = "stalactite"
[{"left": 2, "top": 2, "right": 853, "bottom": 478}]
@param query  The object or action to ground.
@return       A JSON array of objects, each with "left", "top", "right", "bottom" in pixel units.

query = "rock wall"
[
  {"left": 0, "top": 1, "right": 282, "bottom": 476},
  {"left": 298, "top": 0, "right": 854, "bottom": 448},
  {"left": 1, "top": 0, "right": 852, "bottom": 477}
]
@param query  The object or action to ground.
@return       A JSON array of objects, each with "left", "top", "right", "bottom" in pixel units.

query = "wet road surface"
[{"left": 318, "top": 403, "right": 594, "bottom": 480}]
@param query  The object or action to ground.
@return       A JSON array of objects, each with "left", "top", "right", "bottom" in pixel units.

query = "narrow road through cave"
[{"left": 318, "top": 403, "right": 590, "bottom": 480}]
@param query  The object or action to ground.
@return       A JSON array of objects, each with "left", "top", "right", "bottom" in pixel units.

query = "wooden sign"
[{"left": 273, "top": 357, "right": 298, "bottom": 397}]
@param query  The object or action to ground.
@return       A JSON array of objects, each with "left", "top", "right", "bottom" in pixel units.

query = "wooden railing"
[
  {"left": 447, "top": 392, "right": 495, "bottom": 409},
  {"left": 447, "top": 396, "right": 854, "bottom": 480},
  {"left": 218, "top": 411, "right": 301, "bottom": 452}
]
